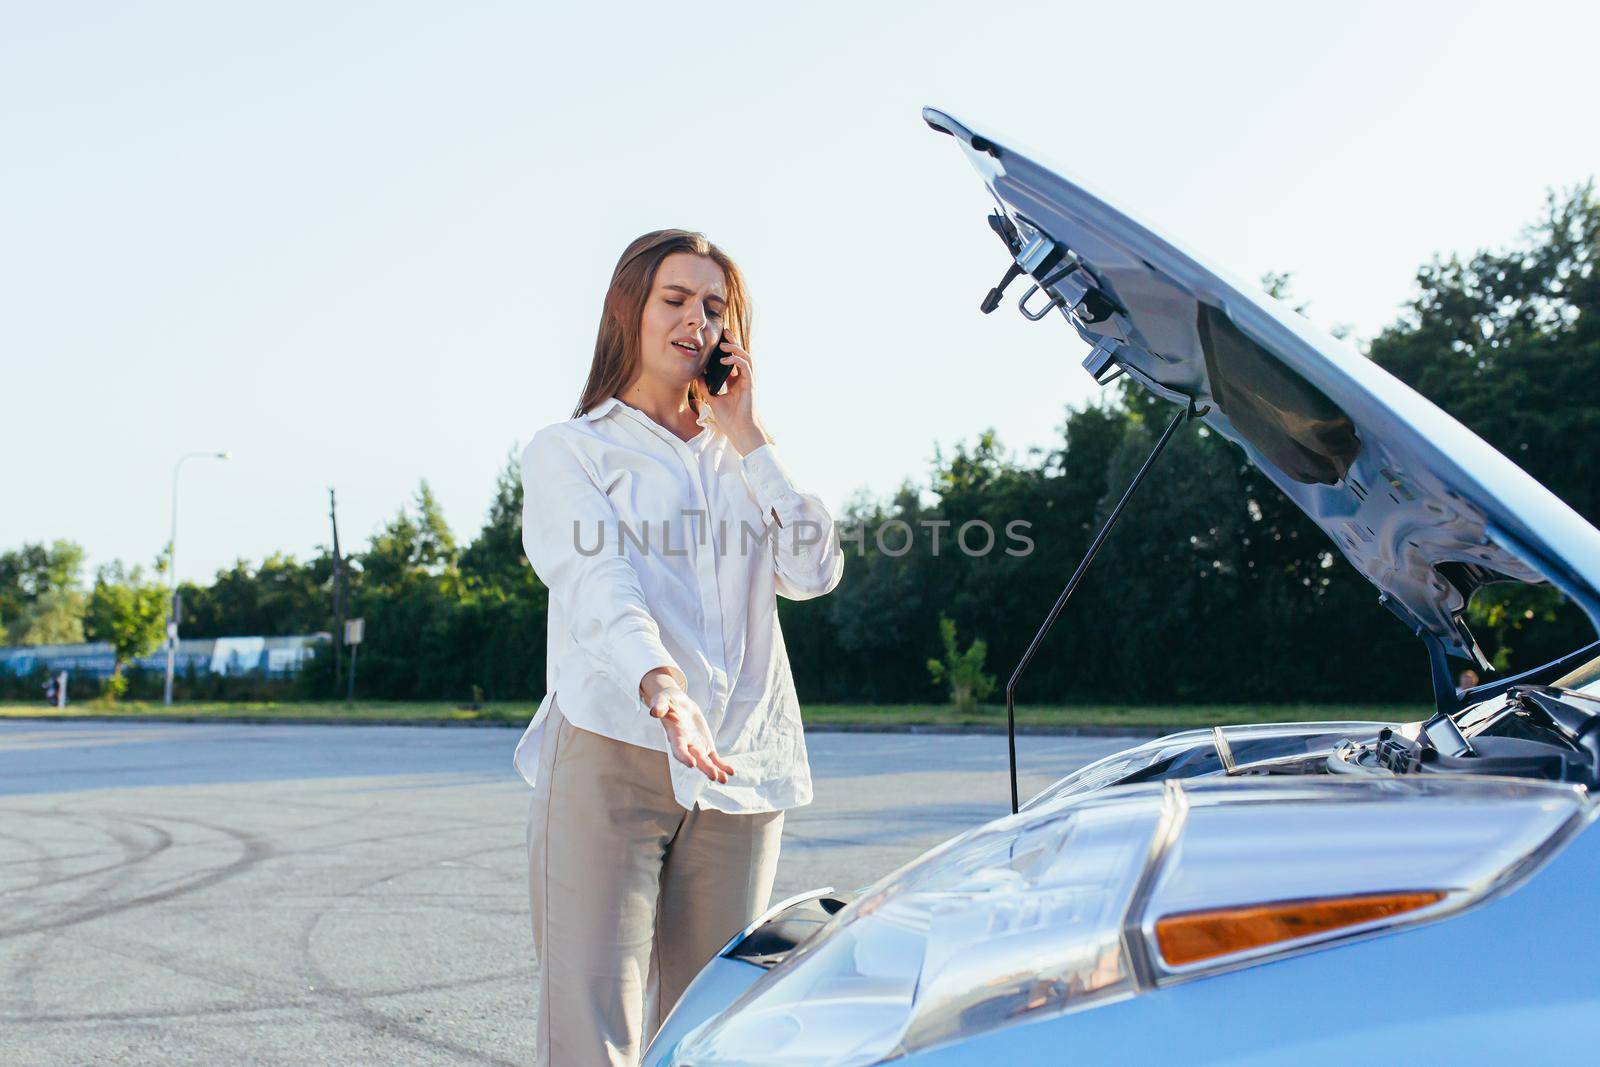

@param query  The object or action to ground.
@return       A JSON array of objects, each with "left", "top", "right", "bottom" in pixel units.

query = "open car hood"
[{"left": 924, "top": 107, "right": 1600, "bottom": 661}]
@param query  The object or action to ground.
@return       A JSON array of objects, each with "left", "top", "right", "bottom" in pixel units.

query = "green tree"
[
  {"left": 814, "top": 480, "right": 937, "bottom": 702},
  {"left": 926, "top": 612, "right": 996, "bottom": 713},
  {"left": 1368, "top": 181, "right": 1599, "bottom": 670},
  {"left": 345, "top": 481, "right": 468, "bottom": 699},
  {"left": 1085, "top": 404, "right": 1249, "bottom": 701},
  {"left": 0, "top": 540, "right": 87, "bottom": 644},
  {"left": 178, "top": 552, "right": 332, "bottom": 638},
  {"left": 460, "top": 446, "right": 538, "bottom": 595},
  {"left": 362, "top": 480, "right": 460, "bottom": 592},
  {"left": 1369, "top": 182, "right": 1598, "bottom": 523},
  {"left": 84, "top": 561, "right": 167, "bottom": 700},
  {"left": 12, "top": 588, "right": 88, "bottom": 645}
]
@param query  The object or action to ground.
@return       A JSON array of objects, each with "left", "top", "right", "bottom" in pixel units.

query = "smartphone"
[{"left": 702, "top": 335, "right": 735, "bottom": 395}]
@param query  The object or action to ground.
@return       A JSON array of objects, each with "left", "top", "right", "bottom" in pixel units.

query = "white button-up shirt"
[{"left": 512, "top": 394, "right": 845, "bottom": 813}]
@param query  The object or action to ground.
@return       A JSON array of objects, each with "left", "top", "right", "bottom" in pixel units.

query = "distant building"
[{"left": 0, "top": 634, "right": 330, "bottom": 680}]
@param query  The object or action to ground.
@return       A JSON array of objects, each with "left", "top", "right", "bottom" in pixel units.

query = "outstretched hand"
[{"left": 647, "top": 685, "right": 736, "bottom": 784}]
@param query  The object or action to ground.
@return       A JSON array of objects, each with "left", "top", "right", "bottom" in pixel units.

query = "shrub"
[{"left": 926, "top": 613, "right": 996, "bottom": 714}]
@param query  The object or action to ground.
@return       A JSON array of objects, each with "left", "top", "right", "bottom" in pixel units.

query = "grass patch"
[{"left": 0, "top": 700, "right": 1427, "bottom": 731}]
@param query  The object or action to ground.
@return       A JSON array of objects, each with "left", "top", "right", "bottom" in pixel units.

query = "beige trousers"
[{"left": 526, "top": 700, "right": 784, "bottom": 1067}]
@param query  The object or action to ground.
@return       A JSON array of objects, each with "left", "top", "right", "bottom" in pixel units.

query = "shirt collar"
[
  {"left": 583, "top": 395, "right": 717, "bottom": 446},
  {"left": 582, "top": 395, "right": 623, "bottom": 421}
]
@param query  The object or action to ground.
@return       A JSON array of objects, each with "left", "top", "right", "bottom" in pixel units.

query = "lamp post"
[{"left": 165, "top": 450, "right": 231, "bottom": 706}]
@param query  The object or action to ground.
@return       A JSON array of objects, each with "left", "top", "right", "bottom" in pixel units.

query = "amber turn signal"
[{"left": 1155, "top": 890, "right": 1446, "bottom": 967}]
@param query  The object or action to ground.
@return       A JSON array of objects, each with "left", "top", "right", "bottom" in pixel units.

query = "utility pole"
[{"left": 329, "top": 488, "right": 346, "bottom": 691}]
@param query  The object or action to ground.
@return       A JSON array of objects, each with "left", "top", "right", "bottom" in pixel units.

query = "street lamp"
[{"left": 165, "top": 450, "right": 231, "bottom": 706}]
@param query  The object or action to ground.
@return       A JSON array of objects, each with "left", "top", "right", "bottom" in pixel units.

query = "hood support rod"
[{"left": 1003, "top": 399, "right": 1201, "bottom": 813}]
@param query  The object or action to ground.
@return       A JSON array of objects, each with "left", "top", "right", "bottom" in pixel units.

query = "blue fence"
[{"left": 0, "top": 634, "right": 330, "bottom": 680}]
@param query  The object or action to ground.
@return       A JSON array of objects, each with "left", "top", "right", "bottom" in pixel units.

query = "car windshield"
[
  {"left": 1457, "top": 648, "right": 1600, "bottom": 736},
  {"left": 1553, "top": 652, "right": 1600, "bottom": 696}
]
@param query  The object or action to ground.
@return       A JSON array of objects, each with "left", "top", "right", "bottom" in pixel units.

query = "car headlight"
[{"left": 673, "top": 777, "right": 1590, "bottom": 1065}]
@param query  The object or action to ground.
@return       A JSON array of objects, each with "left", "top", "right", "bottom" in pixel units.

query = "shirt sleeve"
[
  {"left": 521, "top": 429, "right": 688, "bottom": 705},
  {"left": 739, "top": 443, "right": 846, "bottom": 601}
]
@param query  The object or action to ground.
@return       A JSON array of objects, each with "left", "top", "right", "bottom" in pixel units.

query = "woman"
[{"left": 515, "top": 229, "right": 845, "bottom": 1066}]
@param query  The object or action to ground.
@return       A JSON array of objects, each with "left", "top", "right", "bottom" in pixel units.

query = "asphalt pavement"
[{"left": 0, "top": 719, "right": 1149, "bottom": 1065}]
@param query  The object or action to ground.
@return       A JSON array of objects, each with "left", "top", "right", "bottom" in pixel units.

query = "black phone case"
[{"left": 703, "top": 337, "right": 735, "bottom": 395}]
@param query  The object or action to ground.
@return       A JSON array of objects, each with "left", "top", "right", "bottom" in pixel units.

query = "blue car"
[{"left": 644, "top": 107, "right": 1600, "bottom": 1065}]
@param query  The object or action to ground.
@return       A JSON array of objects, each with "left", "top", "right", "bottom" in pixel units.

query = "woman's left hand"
[{"left": 704, "top": 337, "right": 769, "bottom": 455}]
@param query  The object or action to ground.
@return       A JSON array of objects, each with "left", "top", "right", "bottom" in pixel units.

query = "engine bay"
[{"left": 1330, "top": 682, "right": 1600, "bottom": 789}]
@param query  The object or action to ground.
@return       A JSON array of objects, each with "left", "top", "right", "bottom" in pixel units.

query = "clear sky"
[{"left": 3, "top": 0, "right": 1596, "bottom": 584}]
